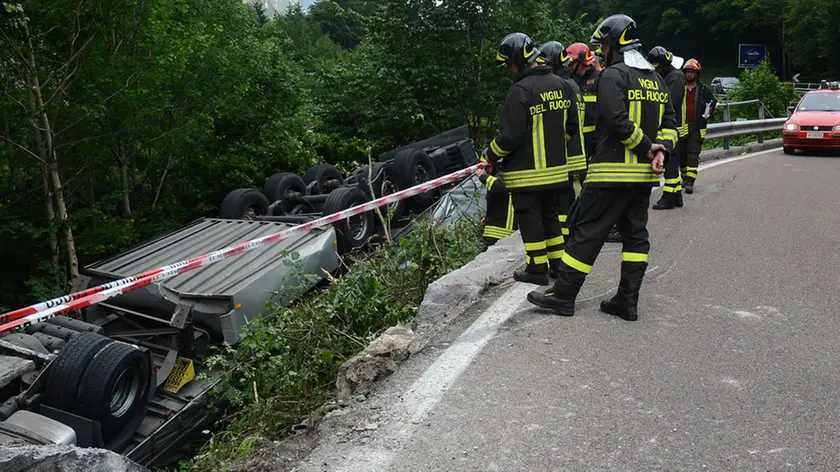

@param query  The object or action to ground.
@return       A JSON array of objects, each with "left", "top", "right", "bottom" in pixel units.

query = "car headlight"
[
  {"left": 835, "top": 125, "right": 840, "bottom": 132},
  {"left": 784, "top": 123, "right": 799, "bottom": 132}
]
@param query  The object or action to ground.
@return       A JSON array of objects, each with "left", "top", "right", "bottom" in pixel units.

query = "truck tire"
[
  {"left": 393, "top": 148, "right": 437, "bottom": 208},
  {"left": 44, "top": 332, "right": 111, "bottom": 413},
  {"left": 303, "top": 164, "right": 344, "bottom": 195},
  {"left": 263, "top": 172, "right": 306, "bottom": 214},
  {"left": 322, "top": 187, "right": 375, "bottom": 254},
  {"left": 76, "top": 341, "right": 151, "bottom": 438},
  {"left": 356, "top": 163, "right": 406, "bottom": 221},
  {"left": 220, "top": 188, "right": 269, "bottom": 220}
]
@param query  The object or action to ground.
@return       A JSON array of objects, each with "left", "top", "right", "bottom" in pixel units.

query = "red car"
[{"left": 783, "top": 83, "right": 840, "bottom": 155}]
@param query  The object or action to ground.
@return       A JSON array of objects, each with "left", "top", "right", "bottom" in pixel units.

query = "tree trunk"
[
  {"left": 26, "top": 38, "right": 79, "bottom": 279},
  {"left": 117, "top": 147, "right": 132, "bottom": 216},
  {"left": 41, "top": 165, "right": 60, "bottom": 269}
]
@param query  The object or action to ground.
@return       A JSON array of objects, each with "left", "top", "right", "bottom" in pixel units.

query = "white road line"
[
  {"left": 328, "top": 283, "right": 533, "bottom": 472},
  {"left": 698, "top": 147, "right": 780, "bottom": 170}
]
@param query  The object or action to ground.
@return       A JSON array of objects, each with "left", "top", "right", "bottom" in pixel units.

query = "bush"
[
  {"left": 729, "top": 58, "right": 798, "bottom": 118},
  {"left": 183, "top": 217, "right": 483, "bottom": 471}
]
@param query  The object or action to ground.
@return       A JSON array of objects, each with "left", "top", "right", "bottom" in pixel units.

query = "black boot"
[
  {"left": 675, "top": 190, "right": 684, "bottom": 208},
  {"left": 600, "top": 262, "right": 646, "bottom": 321},
  {"left": 683, "top": 179, "right": 694, "bottom": 194},
  {"left": 549, "top": 261, "right": 561, "bottom": 279},
  {"left": 652, "top": 194, "right": 675, "bottom": 210},
  {"left": 514, "top": 269, "right": 549, "bottom": 286},
  {"left": 528, "top": 267, "right": 585, "bottom": 316}
]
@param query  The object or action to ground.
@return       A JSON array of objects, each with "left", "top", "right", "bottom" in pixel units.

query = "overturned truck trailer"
[{"left": 0, "top": 126, "right": 479, "bottom": 468}]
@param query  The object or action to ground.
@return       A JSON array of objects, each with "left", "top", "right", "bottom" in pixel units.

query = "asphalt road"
[{"left": 292, "top": 148, "right": 840, "bottom": 471}]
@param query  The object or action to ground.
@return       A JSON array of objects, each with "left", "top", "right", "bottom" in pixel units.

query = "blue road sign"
[{"left": 738, "top": 44, "right": 767, "bottom": 68}]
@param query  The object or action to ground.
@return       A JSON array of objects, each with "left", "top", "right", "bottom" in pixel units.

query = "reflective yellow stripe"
[
  {"left": 558, "top": 214, "right": 567, "bottom": 223},
  {"left": 680, "top": 92, "right": 687, "bottom": 136},
  {"left": 490, "top": 139, "right": 511, "bottom": 157},
  {"left": 659, "top": 103, "right": 664, "bottom": 127},
  {"left": 621, "top": 127, "right": 644, "bottom": 150},
  {"left": 502, "top": 166, "right": 568, "bottom": 189},
  {"left": 684, "top": 171, "right": 698, "bottom": 178},
  {"left": 622, "top": 252, "right": 648, "bottom": 262},
  {"left": 532, "top": 113, "right": 547, "bottom": 169},
  {"left": 548, "top": 250, "right": 564, "bottom": 259},
  {"left": 524, "top": 241, "right": 547, "bottom": 251},
  {"left": 700, "top": 128, "right": 707, "bottom": 138},
  {"left": 546, "top": 235, "right": 564, "bottom": 247},
  {"left": 561, "top": 228, "right": 570, "bottom": 235},
  {"left": 664, "top": 178, "right": 681, "bottom": 185},
  {"left": 662, "top": 185, "right": 681, "bottom": 193},
  {"left": 505, "top": 196, "right": 515, "bottom": 230},
  {"left": 585, "top": 161, "right": 659, "bottom": 184},
  {"left": 533, "top": 255, "right": 549, "bottom": 265},
  {"left": 582, "top": 125, "right": 596, "bottom": 133},
  {"left": 485, "top": 175, "right": 497, "bottom": 191},
  {"left": 483, "top": 227, "right": 514, "bottom": 238},
  {"left": 562, "top": 252, "right": 592, "bottom": 274}
]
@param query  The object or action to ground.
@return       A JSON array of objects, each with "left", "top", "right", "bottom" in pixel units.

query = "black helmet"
[
  {"left": 590, "top": 14, "right": 640, "bottom": 52},
  {"left": 496, "top": 33, "right": 540, "bottom": 69},
  {"left": 647, "top": 46, "right": 672, "bottom": 68},
  {"left": 537, "top": 41, "right": 571, "bottom": 69}
]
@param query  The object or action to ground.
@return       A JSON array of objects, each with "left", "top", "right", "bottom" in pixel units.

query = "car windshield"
[
  {"left": 797, "top": 92, "right": 840, "bottom": 112},
  {"left": 720, "top": 78, "right": 739, "bottom": 87}
]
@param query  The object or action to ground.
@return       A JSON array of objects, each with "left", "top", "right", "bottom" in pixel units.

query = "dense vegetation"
[{"left": 0, "top": 0, "right": 824, "bottom": 309}]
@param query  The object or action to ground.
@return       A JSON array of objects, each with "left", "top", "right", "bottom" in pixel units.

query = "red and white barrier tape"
[{"left": 0, "top": 163, "right": 484, "bottom": 335}]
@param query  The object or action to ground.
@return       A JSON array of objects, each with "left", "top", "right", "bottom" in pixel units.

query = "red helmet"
[
  {"left": 567, "top": 43, "right": 598, "bottom": 66},
  {"left": 683, "top": 58, "right": 702, "bottom": 71}
]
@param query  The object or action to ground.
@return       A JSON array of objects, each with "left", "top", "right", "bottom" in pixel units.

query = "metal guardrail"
[{"left": 706, "top": 117, "right": 787, "bottom": 141}]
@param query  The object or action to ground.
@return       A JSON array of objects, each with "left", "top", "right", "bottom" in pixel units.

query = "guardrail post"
[
  {"left": 757, "top": 102, "right": 765, "bottom": 144},
  {"left": 723, "top": 104, "right": 731, "bottom": 150}
]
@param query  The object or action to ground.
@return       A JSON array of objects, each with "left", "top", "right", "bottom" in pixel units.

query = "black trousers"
[
  {"left": 550, "top": 186, "right": 652, "bottom": 298},
  {"left": 663, "top": 140, "right": 683, "bottom": 196},
  {"left": 680, "top": 122, "right": 702, "bottom": 183},
  {"left": 482, "top": 193, "right": 517, "bottom": 247},
  {"left": 512, "top": 188, "right": 570, "bottom": 274}
]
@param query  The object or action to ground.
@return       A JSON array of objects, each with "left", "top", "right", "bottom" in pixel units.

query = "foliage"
[
  {"left": 183, "top": 218, "right": 483, "bottom": 470},
  {"left": 729, "top": 59, "right": 797, "bottom": 118}
]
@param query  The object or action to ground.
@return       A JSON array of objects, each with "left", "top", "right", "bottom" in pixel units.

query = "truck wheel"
[
  {"left": 304, "top": 164, "right": 344, "bottom": 195},
  {"left": 322, "top": 187, "right": 375, "bottom": 254},
  {"left": 220, "top": 188, "right": 269, "bottom": 220},
  {"left": 393, "top": 148, "right": 437, "bottom": 208},
  {"left": 76, "top": 341, "right": 151, "bottom": 438},
  {"left": 263, "top": 172, "right": 306, "bottom": 214},
  {"left": 356, "top": 163, "right": 407, "bottom": 221},
  {"left": 44, "top": 332, "right": 111, "bottom": 412}
]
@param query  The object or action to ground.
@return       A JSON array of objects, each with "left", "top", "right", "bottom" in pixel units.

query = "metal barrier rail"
[{"left": 705, "top": 117, "right": 787, "bottom": 141}]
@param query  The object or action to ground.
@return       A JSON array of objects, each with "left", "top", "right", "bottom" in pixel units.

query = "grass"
[{"left": 172, "top": 216, "right": 483, "bottom": 471}]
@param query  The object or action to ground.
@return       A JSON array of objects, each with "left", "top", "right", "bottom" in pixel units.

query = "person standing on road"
[
  {"left": 537, "top": 40, "right": 586, "bottom": 246},
  {"left": 648, "top": 46, "right": 687, "bottom": 210},
  {"left": 476, "top": 154, "right": 516, "bottom": 250},
  {"left": 680, "top": 59, "right": 717, "bottom": 194},
  {"left": 527, "top": 14, "right": 678, "bottom": 321},
  {"left": 486, "top": 32, "right": 580, "bottom": 286},
  {"left": 567, "top": 42, "right": 621, "bottom": 244}
]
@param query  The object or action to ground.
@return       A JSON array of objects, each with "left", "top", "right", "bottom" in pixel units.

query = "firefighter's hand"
[
  {"left": 651, "top": 151, "right": 665, "bottom": 174},
  {"left": 475, "top": 167, "right": 486, "bottom": 177},
  {"left": 647, "top": 143, "right": 666, "bottom": 160}
]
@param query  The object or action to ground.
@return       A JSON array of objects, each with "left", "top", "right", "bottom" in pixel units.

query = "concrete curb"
[
  {"left": 699, "top": 138, "right": 782, "bottom": 163},
  {"left": 408, "top": 234, "right": 524, "bottom": 355}
]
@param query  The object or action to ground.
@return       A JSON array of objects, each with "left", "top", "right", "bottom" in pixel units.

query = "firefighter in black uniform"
[
  {"left": 487, "top": 32, "right": 581, "bottom": 286},
  {"left": 537, "top": 41, "right": 586, "bottom": 246},
  {"left": 648, "top": 46, "right": 687, "bottom": 210},
  {"left": 681, "top": 58, "right": 717, "bottom": 193},
  {"left": 527, "top": 14, "right": 678, "bottom": 321},
  {"left": 477, "top": 154, "right": 516, "bottom": 249}
]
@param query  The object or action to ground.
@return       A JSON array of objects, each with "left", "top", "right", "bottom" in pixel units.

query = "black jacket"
[
  {"left": 575, "top": 66, "right": 600, "bottom": 158},
  {"left": 586, "top": 57, "right": 678, "bottom": 187},
  {"left": 488, "top": 65, "right": 581, "bottom": 191},
  {"left": 688, "top": 81, "right": 717, "bottom": 137},
  {"left": 662, "top": 67, "right": 688, "bottom": 139},
  {"left": 555, "top": 67, "right": 587, "bottom": 173}
]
